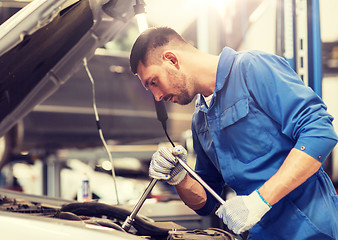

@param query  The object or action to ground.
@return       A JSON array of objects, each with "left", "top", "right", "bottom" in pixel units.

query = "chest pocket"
[{"left": 213, "top": 97, "right": 272, "bottom": 163}]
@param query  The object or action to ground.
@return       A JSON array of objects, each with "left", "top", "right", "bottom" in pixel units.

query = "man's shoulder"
[
  {"left": 236, "top": 49, "right": 268, "bottom": 61},
  {"left": 233, "top": 50, "right": 285, "bottom": 71}
]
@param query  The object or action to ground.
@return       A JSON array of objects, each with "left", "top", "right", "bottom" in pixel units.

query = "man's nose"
[{"left": 152, "top": 89, "right": 163, "bottom": 101}]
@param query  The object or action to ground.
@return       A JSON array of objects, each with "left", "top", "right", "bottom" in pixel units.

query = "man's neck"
[
  {"left": 179, "top": 50, "right": 219, "bottom": 97},
  {"left": 196, "top": 53, "right": 219, "bottom": 97}
]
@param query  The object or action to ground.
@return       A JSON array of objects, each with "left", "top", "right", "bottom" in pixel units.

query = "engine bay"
[{"left": 0, "top": 189, "right": 240, "bottom": 240}]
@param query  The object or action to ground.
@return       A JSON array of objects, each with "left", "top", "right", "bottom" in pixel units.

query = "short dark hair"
[{"left": 129, "top": 27, "right": 185, "bottom": 74}]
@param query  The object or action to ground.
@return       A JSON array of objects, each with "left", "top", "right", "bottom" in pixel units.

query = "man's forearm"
[
  {"left": 175, "top": 148, "right": 322, "bottom": 211},
  {"left": 258, "top": 148, "right": 322, "bottom": 206},
  {"left": 175, "top": 174, "right": 207, "bottom": 210}
]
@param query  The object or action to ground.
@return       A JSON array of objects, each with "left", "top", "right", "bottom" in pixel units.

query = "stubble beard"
[
  {"left": 176, "top": 88, "right": 193, "bottom": 105},
  {"left": 167, "top": 69, "right": 194, "bottom": 105}
]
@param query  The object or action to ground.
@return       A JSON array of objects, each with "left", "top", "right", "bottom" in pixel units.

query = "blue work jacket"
[{"left": 192, "top": 47, "right": 338, "bottom": 239}]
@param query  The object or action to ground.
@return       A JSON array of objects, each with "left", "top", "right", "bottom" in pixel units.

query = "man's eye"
[{"left": 150, "top": 80, "right": 156, "bottom": 86}]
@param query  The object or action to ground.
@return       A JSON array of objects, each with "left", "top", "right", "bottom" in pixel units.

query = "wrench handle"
[{"left": 122, "top": 178, "right": 158, "bottom": 231}]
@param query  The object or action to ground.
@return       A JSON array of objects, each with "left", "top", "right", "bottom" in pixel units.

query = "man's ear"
[{"left": 163, "top": 51, "right": 179, "bottom": 69}]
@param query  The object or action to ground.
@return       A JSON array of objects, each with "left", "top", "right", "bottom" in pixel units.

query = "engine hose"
[{"left": 61, "top": 202, "right": 182, "bottom": 237}]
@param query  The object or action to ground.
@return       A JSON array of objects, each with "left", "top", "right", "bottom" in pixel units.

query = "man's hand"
[
  {"left": 215, "top": 190, "right": 271, "bottom": 234},
  {"left": 149, "top": 145, "right": 187, "bottom": 185}
]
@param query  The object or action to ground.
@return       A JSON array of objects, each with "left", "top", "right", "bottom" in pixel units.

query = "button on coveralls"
[{"left": 192, "top": 48, "right": 338, "bottom": 239}]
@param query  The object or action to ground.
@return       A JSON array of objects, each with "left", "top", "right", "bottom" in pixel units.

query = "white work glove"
[
  {"left": 215, "top": 189, "right": 271, "bottom": 234},
  {"left": 149, "top": 145, "right": 187, "bottom": 185}
]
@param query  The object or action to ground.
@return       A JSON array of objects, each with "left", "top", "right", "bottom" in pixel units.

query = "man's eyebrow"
[
  {"left": 141, "top": 78, "right": 149, "bottom": 91},
  {"left": 137, "top": 74, "right": 149, "bottom": 90},
  {"left": 143, "top": 76, "right": 154, "bottom": 90}
]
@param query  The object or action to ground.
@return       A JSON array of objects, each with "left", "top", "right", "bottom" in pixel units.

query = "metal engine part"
[{"left": 169, "top": 228, "right": 242, "bottom": 240}]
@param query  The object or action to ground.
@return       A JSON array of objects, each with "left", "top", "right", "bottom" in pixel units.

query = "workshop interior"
[{"left": 0, "top": 0, "right": 337, "bottom": 239}]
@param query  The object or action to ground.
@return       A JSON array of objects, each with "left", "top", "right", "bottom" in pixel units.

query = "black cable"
[
  {"left": 163, "top": 126, "right": 175, "bottom": 148},
  {"left": 153, "top": 98, "right": 175, "bottom": 147},
  {"left": 83, "top": 58, "right": 120, "bottom": 205}
]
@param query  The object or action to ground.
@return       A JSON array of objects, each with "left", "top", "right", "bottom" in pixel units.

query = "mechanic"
[{"left": 129, "top": 27, "right": 338, "bottom": 239}]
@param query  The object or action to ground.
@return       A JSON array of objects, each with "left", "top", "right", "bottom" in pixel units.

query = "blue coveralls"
[{"left": 192, "top": 47, "right": 338, "bottom": 239}]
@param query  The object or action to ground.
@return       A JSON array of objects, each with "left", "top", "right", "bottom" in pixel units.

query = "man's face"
[{"left": 136, "top": 61, "right": 194, "bottom": 105}]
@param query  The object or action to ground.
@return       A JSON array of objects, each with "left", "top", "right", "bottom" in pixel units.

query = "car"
[
  {"left": 0, "top": 0, "right": 194, "bottom": 170},
  {"left": 0, "top": 1, "right": 240, "bottom": 239}
]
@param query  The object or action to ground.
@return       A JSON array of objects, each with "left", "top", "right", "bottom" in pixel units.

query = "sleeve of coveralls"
[
  {"left": 241, "top": 52, "right": 338, "bottom": 162},
  {"left": 191, "top": 126, "right": 225, "bottom": 216}
]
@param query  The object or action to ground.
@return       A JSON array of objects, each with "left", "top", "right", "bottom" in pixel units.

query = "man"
[{"left": 129, "top": 27, "right": 338, "bottom": 239}]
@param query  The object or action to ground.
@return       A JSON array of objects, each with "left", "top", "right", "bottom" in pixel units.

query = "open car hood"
[{"left": 0, "top": 0, "right": 135, "bottom": 138}]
